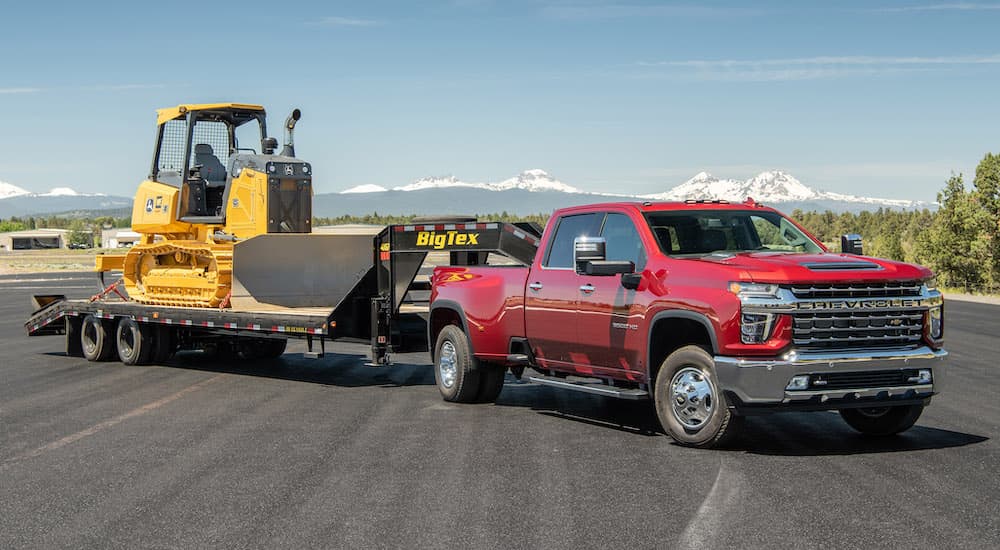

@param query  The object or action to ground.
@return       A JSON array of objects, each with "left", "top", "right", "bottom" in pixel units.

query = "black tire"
[
  {"left": 66, "top": 316, "right": 84, "bottom": 358},
  {"left": 116, "top": 318, "right": 153, "bottom": 365},
  {"left": 81, "top": 314, "right": 115, "bottom": 362},
  {"left": 840, "top": 405, "right": 924, "bottom": 436},
  {"left": 434, "top": 325, "right": 482, "bottom": 403},
  {"left": 475, "top": 364, "right": 507, "bottom": 403},
  {"left": 151, "top": 325, "right": 176, "bottom": 363},
  {"left": 238, "top": 338, "right": 287, "bottom": 360},
  {"left": 653, "top": 345, "right": 742, "bottom": 448}
]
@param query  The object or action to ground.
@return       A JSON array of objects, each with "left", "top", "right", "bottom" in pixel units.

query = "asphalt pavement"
[{"left": 1, "top": 272, "right": 997, "bottom": 549}]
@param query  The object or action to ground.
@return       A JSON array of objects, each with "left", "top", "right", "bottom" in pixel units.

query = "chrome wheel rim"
[
  {"left": 670, "top": 367, "right": 715, "bottom": 430},
  {"left": 120, "top": 326, "right": 135, "bottom": 356},
  {"left": 438, "top": 341, "right": 458, "bottom": 389},
  {"left": 82, "top": 322, "right": 98, "bottom": 354}
]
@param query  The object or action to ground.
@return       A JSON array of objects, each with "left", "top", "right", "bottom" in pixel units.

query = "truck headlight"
[
  {"left": 923, "top": 275, "right": 938, "bottom": 292},
  {"left": 740, "top": 312, "right": 776, "bottom": 344},
  {"left": 729, "top": 282, "right": 779, "bottom": 300},
  {"left": 927, "top": 306, "right": 943, "bottom": 340}
]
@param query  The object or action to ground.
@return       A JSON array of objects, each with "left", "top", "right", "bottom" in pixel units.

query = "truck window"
[
  {"left": 544, "top": 213, "right": 603, "bottom": 268},
  {"left": 645, "top": 210, "right": 822, "bottom": 255},
  {"left": 601, "top": 213, "right": 646, "bottom": 270}
]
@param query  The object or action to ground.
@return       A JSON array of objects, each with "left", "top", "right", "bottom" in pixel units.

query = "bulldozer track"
[{"left": 123, "top": 241, "right": 234, "bottom": 308}]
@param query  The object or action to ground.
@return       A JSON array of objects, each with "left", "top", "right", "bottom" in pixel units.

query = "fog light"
[
  {"left": 918, "top": 369, "right": 932, "bottom": 384},
  {"left": 786, "top": 375, "right": 810, "bottom": 390},
  {"left": 740, "top": 312, "right": 775, "bottom": 344}
]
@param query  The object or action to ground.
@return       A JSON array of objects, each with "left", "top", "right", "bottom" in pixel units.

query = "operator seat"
[{"left": 193, "top": 144, "right": 227, "bottom": 184}]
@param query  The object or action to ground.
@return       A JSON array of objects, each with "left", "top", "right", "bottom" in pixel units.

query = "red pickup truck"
[{"left": 428, "top": 200, "right": 947, "bottom": 447}]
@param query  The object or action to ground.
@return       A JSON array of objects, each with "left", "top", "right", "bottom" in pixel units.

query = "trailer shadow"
[
  {"left": 495, "top": 380, "right": 989, "bottom": 455},
  {"left": 160, "top": 351, "right": 436, "bottom": 389}
]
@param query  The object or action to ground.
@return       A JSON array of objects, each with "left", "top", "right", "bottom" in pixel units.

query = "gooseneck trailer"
[{"left": 25, "top": 221, "right": 543, "bottom": 366}]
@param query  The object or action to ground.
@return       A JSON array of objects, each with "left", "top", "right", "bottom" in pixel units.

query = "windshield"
[{"left": 645, "top": 210, "right": 823, "bottom": 256}]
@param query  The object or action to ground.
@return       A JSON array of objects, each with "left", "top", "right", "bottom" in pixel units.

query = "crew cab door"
[
  {"left": 524, "top": 213, "right": 603, "bottom": 368},
  {"left": 576, "top": 212, "right": 648, "bottom": 376}
]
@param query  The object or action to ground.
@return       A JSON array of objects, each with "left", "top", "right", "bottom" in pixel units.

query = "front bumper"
[{"left": 714, "top": 346, "right": 947, "bottom": 409}]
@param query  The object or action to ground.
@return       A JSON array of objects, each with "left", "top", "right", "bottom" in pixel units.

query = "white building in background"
[
  {"left": 100, "top": 228, "right": 141, "bottom": 248},
  {"left": 0, "top": 228, "right": 70, "bottom": 250}
]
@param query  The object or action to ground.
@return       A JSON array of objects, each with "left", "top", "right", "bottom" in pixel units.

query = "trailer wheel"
[
  {"left": 65, "top": 316, "right": 84, "bottom": 358},
  {"left": 238, "top": 338, "right": 287, "bottom": 360},
  {"left": 653, "top": 345, "right": 742, "bottom": 448},
  {"left": 840, "top": 405, "right": 924, "bottom": 436},
  {"left": 80, "top": 314, "right": 115, "bottom": 362},
  {"left": 434, "top": 325, "right": 482, "bottom": 403},
  {"left": 475, "top": 364, "right": 506, "bottom": 403},
  {"left": 151, "top": 325, "right": 176, "bottom": 363},
  {"left": 116, "top": 318, "right": 153, "bottom": 366}
]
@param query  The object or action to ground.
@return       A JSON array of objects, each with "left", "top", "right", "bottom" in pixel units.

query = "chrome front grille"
[
  {"left": 787, "top": 282, "right": 927, "bottom": 350},
  {"left": 789, "top": 281, "right": 922, "bottom": 299},
  {"left": 793, "top": 310, "right": 924, "bottom": 349}
]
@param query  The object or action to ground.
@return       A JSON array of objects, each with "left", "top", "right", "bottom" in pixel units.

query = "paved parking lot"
[{"left": 1, "top": 272, "right": 997, "bottom": 548}]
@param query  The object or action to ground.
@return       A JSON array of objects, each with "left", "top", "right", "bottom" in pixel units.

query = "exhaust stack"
[{"left": 281, "top": 108, "right": 301, "bottom": 157}]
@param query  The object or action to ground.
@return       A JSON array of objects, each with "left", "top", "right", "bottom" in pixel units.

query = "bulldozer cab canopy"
[{"left": 156, "top": 103, "right": 265, "bottom": 126}]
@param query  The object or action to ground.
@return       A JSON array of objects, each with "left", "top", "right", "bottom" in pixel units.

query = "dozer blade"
[{"left": 231, "top": 232, "right": 379, "bottom": 309}]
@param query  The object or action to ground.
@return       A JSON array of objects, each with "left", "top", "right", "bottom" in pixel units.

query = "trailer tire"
[
  {"left": 116, "top": 318, "right": 153, "bottom": 365},
  {"left": 475, "top": 364, "right": 506, "bottom": 403},
  {"left": 840, "top": 405, "right": 924, "bottom": 436},
  {"left": 151, "top": 325, "right": 176, "bottom": 363},
  {"left": 434, "top": 325, "right": 482, "bottom": 403},
  {"left": 66, "top": 316, "right": 84, "bottom": 358},
  {"left": 653, "top": 345, "right": 742, "bottom": 448},
  {"left": 238, "top": 338, "right": 287, "bottom": 360},
  {"left": 81, "top": 314, "right": 115, "bottom": 362}
]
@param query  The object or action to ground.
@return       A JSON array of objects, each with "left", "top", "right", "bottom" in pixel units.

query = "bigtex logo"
[{"left": 416, "top": 231, "right": 480, "bottom": 249}]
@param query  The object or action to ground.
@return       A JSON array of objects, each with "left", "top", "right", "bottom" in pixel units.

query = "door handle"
[
  {"left": 528, "top": 282, "right": 544, "bottom": 291},
  {"left": 579, "top": 284, "right": 595, "bottom": 294}
]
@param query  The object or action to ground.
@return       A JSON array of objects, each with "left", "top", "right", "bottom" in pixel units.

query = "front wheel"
[
  {"left": 434, "top": 325, "right": 482, "bottom": 403},
  {"left": 840, "top": 405, "right": 924, "bottom": 436},
  {"left": 653, "top": 345, "right": 742, "bottom": 448}
]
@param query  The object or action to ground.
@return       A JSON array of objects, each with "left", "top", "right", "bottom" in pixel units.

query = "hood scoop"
[{"left": 800, "top": 260, "right": 882, "bottom": 271}]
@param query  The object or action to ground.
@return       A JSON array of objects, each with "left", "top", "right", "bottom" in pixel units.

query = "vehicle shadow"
[
  {"left": 160, "top": 351, "right": 436, "bottom": 389},
  {"left": 495, "top": 381, "right": 663, "bottom": 436},
  {"left": 726, "top": 413, "right": 989, "bottom": 456},
  {"left": 495, "top": 380, "right": 990, "bottom": 453}
]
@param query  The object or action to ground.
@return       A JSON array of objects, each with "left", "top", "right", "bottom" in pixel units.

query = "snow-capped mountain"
[
  {"left": 342, "top": 184, "right": 389, "bottom": 194},
  {"left": 320, "top": 168, "right": 932, "bottom": 217},
  {"left": 643, "top": 170, "right": 924, "bottom": 208},
  {"left": 0, "top": 179, "right": 131, "bottom": 217},
  {"left": 491, "top": 169, "right": 581, "bottom": 193},
  {"left": 0, "top": 180, "right": 31, "bottom": 199},
  {"left": 344, "top": 170, "right": 581, "bottom": 194}
]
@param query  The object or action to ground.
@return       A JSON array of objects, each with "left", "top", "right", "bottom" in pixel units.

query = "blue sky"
[{"left": 1, "top": 0, "right": 998, "bottom": 201}]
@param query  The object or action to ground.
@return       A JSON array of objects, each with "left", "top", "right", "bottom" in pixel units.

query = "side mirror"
[
  {"left": 583, "top": 260, "right": 635, "bottom": 276},
  {"left": 574, "top": 237, "right": 635, "bottom": 276},
  {"left": 574, "top": 236, "right": 606, "bottom": 274},
  {"left": 841, "top": 234, "right": 863, "bottom": 255}
]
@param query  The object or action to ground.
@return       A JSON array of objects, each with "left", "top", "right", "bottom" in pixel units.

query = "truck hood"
[{"left": 692, "top": 251, "right": 932, "bottom": 284}]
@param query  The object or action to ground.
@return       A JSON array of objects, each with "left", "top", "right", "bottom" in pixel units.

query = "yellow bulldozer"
[{"left": 98, "top": 103, "right": 313, "bottom": 307}]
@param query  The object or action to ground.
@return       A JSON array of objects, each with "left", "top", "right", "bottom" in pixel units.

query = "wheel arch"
[
  {"left": 647, "top": 310, "right": 718, "bottom": 387},
  {"left": 429, "top": 300, "right": 473, "bottom": 362}
]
